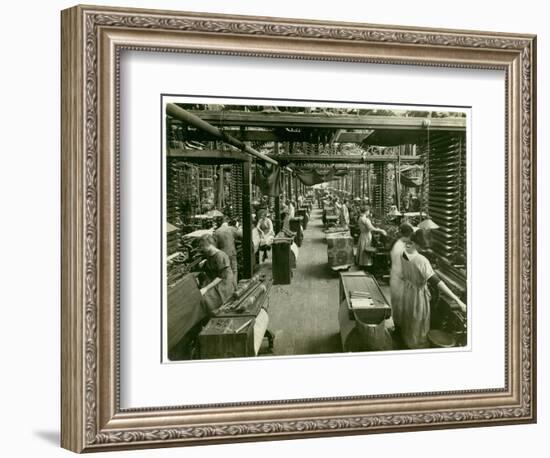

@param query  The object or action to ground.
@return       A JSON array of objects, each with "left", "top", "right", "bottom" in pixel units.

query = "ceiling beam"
[
  {"left": 176, "top": 109, "right": 466, "bottom": 131},
  {"left": 167, "top": 148, "right": 251, "bottom": 163},
  {"left": 169, "top": 125, "right": 374, "bottom": 143},
  {"left": 167, "top": 149, "right": 420, "bottom": 165},
  {"left": 268, "top": 154, "right": 420, "bottom": 163}
]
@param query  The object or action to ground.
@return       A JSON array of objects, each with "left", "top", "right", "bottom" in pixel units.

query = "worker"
[
  {"left": 356, "top": 206, "right": 387, "bottom": 270},
  {"left": 214, "top": 215, "right": 242, "bottom": 286},
  {"left": 199, "top": 234, "right": 233, "bottom": 283},
  {"left": 348, "top": 200, "right": 361, "bottom": 239},
  {"left": 403, "top": 193, "right": 413, "bottom": 212},
  {"left": 333, "top": 196, "right": 341, "bottom": 211},
  {"left": 280, "top": 210, "right": 291, "bottom": 233},
  {"left": 256, "top": 209, "right": 275, "bottom": 262},
  {"left": 199, "top": 234, "right": 235, "bottom": 314},
  {"left": 399, "top": 229, "right": 467, "bottom": 349},
  {"left": 339, "top": 199, "right": 350, "bottom": 228},
  {"left": 389, "top": 222, "right": 415, "bottom": 329},
  {"left": 286, "top": 199, "right": 295, "bottom": 218}
]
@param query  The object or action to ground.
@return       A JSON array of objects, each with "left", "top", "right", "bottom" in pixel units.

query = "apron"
[{"left": 399, "top": 251, "right": 435, "bottom": 349}]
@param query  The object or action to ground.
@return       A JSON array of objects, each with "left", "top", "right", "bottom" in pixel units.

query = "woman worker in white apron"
[
  {"left": 399, "top": 229, "right": 467, "bottom": 349},
  {"left": 389, "top": 222, "right": 415, "bottom": 329}
]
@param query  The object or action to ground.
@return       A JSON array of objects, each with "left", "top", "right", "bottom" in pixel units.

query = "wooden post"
[
  {"left": 241, "top": 159, "right": 254, "bottom": 279},
  {"left": 274, "top": 196, "right": 281, "bottom": 234},
  {"left": 197, "top": 168, "right": 202, "bottom": 214},
  {"left": 396, "top": 150, "right": 401, "bottom": 210},
  {"left": 366, "top": 165, "right": 371, "bottom": 203},
  {"left": 216, "top": 165, "right": 224, "bottom": 209},
  {"left": 287, "top": 172, "right": 292, "bottom": 202}
]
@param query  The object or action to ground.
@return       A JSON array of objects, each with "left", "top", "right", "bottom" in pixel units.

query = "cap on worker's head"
[
  {"left": 399, "top": 222, "right": 414, "bottom": 237},
  {"left": 411, "top": 228, "right": 430, "bottom": 249}
]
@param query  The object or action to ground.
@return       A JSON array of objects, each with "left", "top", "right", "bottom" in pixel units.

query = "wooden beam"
[
  {"left": 181, "top": 109, "right": 466, "bottom": 131},
  {"left": 175, "top": 127, "right": 375, "bottom": 144},
  {"left": 287, "top": 164, "right": 383, "bottom": 171},
  {"left": 167, "top": 149, "right": 421, "bottom": 166},
  {"left": 268, "top": 154, "right": 419, "bottom": 163},
  {"left": 167, "top": 148, "right": 250, "bottom": 163}
]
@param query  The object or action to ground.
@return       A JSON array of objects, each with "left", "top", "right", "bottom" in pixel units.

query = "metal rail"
[{"left": 166, "top": 103, "right": 278, "bottom": 166}]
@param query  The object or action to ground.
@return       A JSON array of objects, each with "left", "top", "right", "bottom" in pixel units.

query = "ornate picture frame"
[{"left": 61, "top": 4, "right": 536, "bottom": 453}]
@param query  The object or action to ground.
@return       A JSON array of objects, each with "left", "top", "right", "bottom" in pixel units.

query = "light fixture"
[{"left": 418, "top": 217, "right": 439, "bottom": 230}]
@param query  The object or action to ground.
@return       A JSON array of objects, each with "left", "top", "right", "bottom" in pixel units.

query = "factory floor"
[{"left": 259, "top": 207, "right": 392, "bottom": 357}]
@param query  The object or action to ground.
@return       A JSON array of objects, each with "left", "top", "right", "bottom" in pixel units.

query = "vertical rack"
[
  {"left": 230, "top": 163, "right": 244, "bottom": 222},
  {"left": 427, "top": 132, "right": 467, "bottom": 267}
]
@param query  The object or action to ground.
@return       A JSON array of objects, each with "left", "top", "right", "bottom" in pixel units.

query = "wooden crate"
[
  {"left": 327, "top": 234, "right": 354, "bottom": 269},
  {"left": 198, "top": 317, "right": 255, "bottom": 359},
  {"left": 167, "top": 273, "right": 206, "bottom": 355},
  {"left": 272, "top": 236, "right": 293, "bottom": 285},
  {"left": 339, "top": 272, "right": 391, "bottom": 323}
]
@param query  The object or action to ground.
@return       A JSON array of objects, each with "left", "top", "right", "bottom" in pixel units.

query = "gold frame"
[{"left": 61, "top": 4, "right": 537, "bottom": 453}]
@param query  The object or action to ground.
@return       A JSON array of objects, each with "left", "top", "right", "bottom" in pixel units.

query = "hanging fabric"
[
  {"left": 399, "top": 171, "right": 423, "bottom": 188},
  {"left": 293, "top": 166, "right": 340, "bottom": 186},
  {"left": 254, "top": 163, "right": 282, "bottom": 197},
  {"left": 294, "top": 169, "right": 336, "bottom": 186}
]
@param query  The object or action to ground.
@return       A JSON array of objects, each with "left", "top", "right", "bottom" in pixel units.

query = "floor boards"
[{"left": 264, "top": 208, "right": 343, "bottom": 356}]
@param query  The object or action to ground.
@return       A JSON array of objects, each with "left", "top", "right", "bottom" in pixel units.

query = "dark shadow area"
[
  {"left": 304, "top": 332, "right": 343, "bottom": 355},
  {"left": 34, "top": 430, "right": 60, "bottom": 446},
  {"left": 300, "top": 260, "right": 338, "bottom": 281}
]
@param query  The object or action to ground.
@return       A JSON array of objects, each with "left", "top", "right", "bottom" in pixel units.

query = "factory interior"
[{"left": 165, "top": 103, "right": 468, "bottom": 361}]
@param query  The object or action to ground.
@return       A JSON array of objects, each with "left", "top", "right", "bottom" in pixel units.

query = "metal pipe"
[{"left": 166, "top": 103, "right": 278, "bottom": 165}]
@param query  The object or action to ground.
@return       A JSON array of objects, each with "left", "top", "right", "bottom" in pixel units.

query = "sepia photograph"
[
  {"left": 58, "top": 4, "right": 537, "bottom": 452},
  {"left": 163, "top": 97, "right": 469, "bottom": 362}
]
